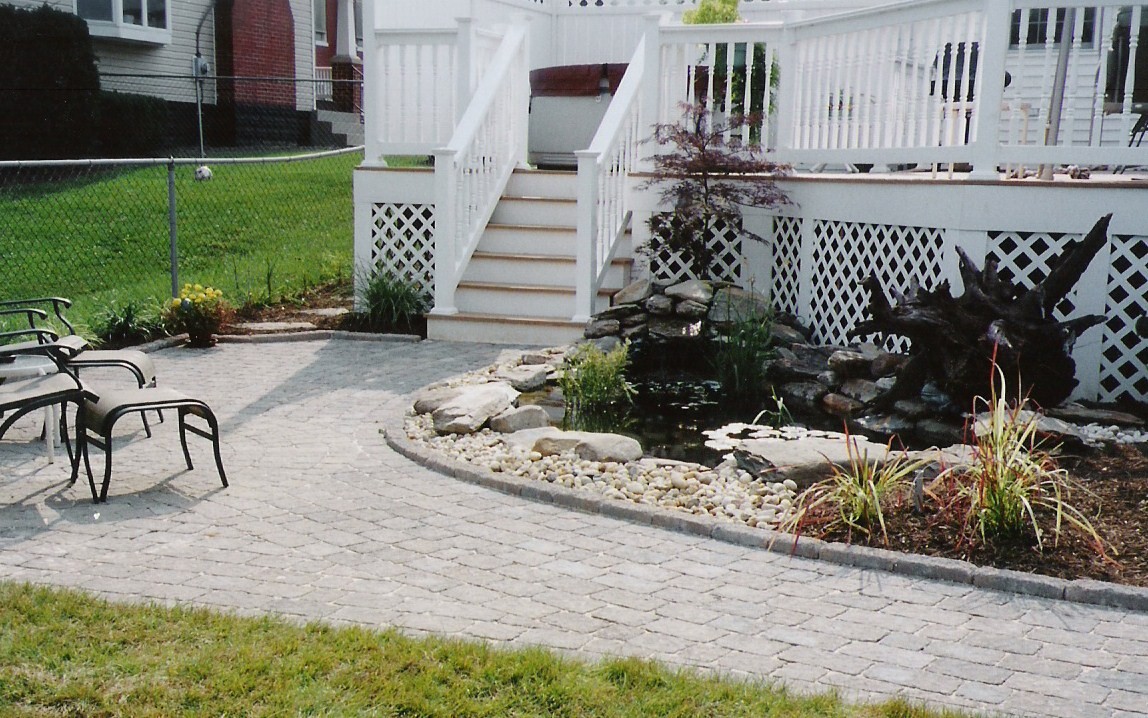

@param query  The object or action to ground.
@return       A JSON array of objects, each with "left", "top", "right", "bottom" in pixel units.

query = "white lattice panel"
[
  {"left": 987, "top": 231, "right": 1083, "bottom": 320},
  {"left": 809, "top": 221, "right": 946, "bottom": 352},
  {"left": 1100, "top": 235, "right": 1148, "bottom": 401},
  {"left": 771, "top": 217, "right": 802, "bottom": 317},
  {"left": 370, "top": 203, "right": 435, "bottom": 296},
  {"left": 650, "top": 216, "right": 743, "bottom": 284}
]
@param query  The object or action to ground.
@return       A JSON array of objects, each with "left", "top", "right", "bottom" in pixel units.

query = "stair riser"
[
  {"left": 455, "top": 286, "right": 575, "bottom": 319},
  {"left": 481, "top": 227, "right": 634, "bottom": 262},
  {"left": 427, "top": 317, "right": 586, "bottom": 345},
  {"left": 482, "top": 227, "right": 577, "bottom": 256},
  {"left": 505, "top": 171, "right": 578, "bottom": 200},
  {"left": 464, "top": 257, "right": 629, "bottom": 288},
  {"left": 490, "top": 199, "right": 577, "bottom": 227}
]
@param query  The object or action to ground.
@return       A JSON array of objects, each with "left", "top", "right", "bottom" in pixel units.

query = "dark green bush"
[
  {"left": 0, "top": 4, "right": 100, "bottom": 160},
  {"left": 91, "top": 300, "right": 168, "bottom": 348},
  {"left": 98, "top": 91, "right": 170, "bottom": 158},
  {"left": 353, "top": 271, "right": 429, "bottom": 332}
]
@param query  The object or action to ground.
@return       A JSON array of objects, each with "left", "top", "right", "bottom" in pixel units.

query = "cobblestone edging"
[
  {"left": 383, "top": 409, "right": 1148, "bottom": 614},
  {"left": 130, "top": 330, "right": 422, "bottom": 353}
]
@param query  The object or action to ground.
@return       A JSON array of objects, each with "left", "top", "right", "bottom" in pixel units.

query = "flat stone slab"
[
  {"left": 233, "top": 321, "right": 317, "bottom": 333},
  {"left": 298, "top": 307, "right": 350, "bottom": 317}
]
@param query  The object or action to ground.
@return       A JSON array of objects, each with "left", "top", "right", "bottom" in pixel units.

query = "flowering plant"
[{"left": 165, "top": 283, "right": 231, "bottom": 347}]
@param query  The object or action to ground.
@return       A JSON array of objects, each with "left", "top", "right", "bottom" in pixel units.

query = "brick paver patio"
[{"left": 1, "top": 338, "right": 1146, "bottom": 717}]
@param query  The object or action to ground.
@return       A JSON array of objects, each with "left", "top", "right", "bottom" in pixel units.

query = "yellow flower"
[
  {"left": 171, "top": 298, "right": 181, "bottom": 307},
  {"left": 194, "top": 283, "right": 203, "bottom": 291}
]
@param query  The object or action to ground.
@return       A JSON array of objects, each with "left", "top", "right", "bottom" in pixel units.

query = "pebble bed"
[{"left": 404, "top": 413, "right": 799, "bottom": 529}]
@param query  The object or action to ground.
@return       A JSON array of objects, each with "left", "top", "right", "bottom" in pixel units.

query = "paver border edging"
[
  {"left": 131, "top": 331, "right": 422, "bottom": 353},
  {"left": 382, "top": 412, "right": 1148, "bottom": 613}
]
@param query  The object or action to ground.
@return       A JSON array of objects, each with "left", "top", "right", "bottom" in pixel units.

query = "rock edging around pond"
[
  {"left": 584, "top": 278, "right": 1148, "bottom": 449},
  {"left": 387, "top": 352, "right": 1148, "bottom": 613}
]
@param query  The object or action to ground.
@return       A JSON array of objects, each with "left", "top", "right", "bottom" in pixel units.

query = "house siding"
[{"left": 5, "top": 0, "right": 312, "bottom": 110}]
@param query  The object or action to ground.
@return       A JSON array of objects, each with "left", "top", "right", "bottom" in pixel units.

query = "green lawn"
[
  {"left": 0, "top": 151, "right": 359, "bottom": 330},
  {"left": 0, "top": 583, "right": 973, "bottom": 718}
]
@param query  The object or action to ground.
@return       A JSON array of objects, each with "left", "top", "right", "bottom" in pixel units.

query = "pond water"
[{"left": 520, "top": 372, "right": 805, "bottom": 467}]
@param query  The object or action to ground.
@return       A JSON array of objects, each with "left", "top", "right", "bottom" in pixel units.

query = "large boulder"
[
  {"left": 707, "top": 286, "right": 770, "bottom": 325},
  {"left": 612, "top": 279, "right": 654, "bottom": 306},
  {"left": 490, "top": 406, "right": 552, "bottom": 433},
  {"left": 495, "top": 365, "right": 550, "bottom": 392},
  {"left": 413, "top": 386, "right": 465, "bottom": 414},
  {"left": 534, "top": 430, "right": 643, "bottom": 462},
  {"left": 432, "top": 382, "right": 519, "bottom": 434},
  {"left": 664, "top": 279, "right": 714, "bottom": 304}
]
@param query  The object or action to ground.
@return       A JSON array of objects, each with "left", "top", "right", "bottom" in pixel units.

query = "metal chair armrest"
[
  {"left": 0, "top": 298, "right": 75, "bottom": 334},
  {"left": 0, "top": 307, "right": 49, "bottom": 329}
]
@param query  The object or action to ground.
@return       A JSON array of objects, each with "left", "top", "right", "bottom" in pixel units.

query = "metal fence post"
[{"left": 168, "top": 158, "right": 179, "bottom": 297}]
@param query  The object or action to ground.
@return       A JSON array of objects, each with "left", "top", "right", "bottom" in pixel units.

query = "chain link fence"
[{"left": 0, "top": 148, "right": 361, "bottom": 332}]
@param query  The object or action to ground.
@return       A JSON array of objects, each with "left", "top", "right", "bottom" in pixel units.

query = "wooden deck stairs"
[{"left": 427, "top": 168, "right": 632, "bottom": 345}]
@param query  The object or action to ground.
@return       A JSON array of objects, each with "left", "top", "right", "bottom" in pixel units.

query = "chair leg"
[
  {"left": 82, "top": 434, "right": 98, "bottom": 502},
  {"left": 178, "top": 409, "right": 194, "bottom": 471},
  {"left": 206, "top": 410, "right": 228, "bottom": 487},
  {"left": 99, "top": 434, "right": 114, "bottom": 504}
]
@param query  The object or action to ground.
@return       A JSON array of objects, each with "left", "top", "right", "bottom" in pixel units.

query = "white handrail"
[
  {"left": 431, "top": 23, "right": 530, "bottom": 316},
  {"left": 574, "top": 36, "right": 647, "bottom": 322}
]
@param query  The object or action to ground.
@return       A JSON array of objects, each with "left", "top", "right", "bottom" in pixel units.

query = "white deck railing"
[
  {"left": 574, "top": 37, "right": 647, "bottom": 322},
  {"left": 431, "top": 24, "right": 530, "bottom": 316},
  {"left": 314, "top": 66, "right": 333, "bottom": 105}
]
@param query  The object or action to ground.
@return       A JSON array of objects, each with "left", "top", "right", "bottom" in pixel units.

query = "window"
[
  {"left": 75, "top": 0, "right": 170, "bottom": 43},
  {"left": 354, "top": 0, "right": 363, "bottom": 50},
  {"left": 314, "top": 0, "right": 327, "bottom": 45},
  {"left": 1010, "top": 8, "right": 1096, "bottom": 47}
]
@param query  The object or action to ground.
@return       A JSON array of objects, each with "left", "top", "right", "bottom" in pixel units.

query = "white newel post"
[
  {"left": 637, "top": 13, "right": 666, "bottom": 172},
  {"left": 361, "top": 0, "right": 380, "bottom": 165},
  {"left": 967, "top": 0, "right": 1008, "bottom": 180},
  {"left": 773, "top": 25, "right": 799, "bottom": 164},
  {"left": 456, "top": 18, "right": 474, "bottom": 125},
  {"left": 574, "top": 149, "right": 600, "bottom": 323},
  {"left": 432, "top": 147, "right": 460, "bottom": 315}
]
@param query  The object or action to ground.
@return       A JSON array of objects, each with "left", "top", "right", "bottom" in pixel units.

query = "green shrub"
[
  {"left": 560, "top": 342, "right": 636, "bottom": 430},
  {"left": 91, "top": 299, "right": 167, "bottom": 348},
  {"left": 98, "top": 91, "right": 170, "bottom": 158},
  {"left": 354, "top": 271, "right": 429, "bottom": 331},
  {"left": 0, "top": 4, "right": 99, "bottom": 160}
]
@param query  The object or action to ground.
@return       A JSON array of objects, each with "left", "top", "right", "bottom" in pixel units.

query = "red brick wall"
[{"left": 216, "top": 0, "right": 297, "bottom": 107}]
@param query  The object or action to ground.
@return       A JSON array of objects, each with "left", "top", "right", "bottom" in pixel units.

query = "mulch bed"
[
  {"left": 226, "top": 283, "right": 427, "bottom": 338},
  {"left": 811, "top": 443, "right": 1148, "bottom": 588}
]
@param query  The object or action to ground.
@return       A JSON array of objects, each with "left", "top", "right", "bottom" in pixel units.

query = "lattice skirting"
[
  {"left": 771, "top": 216, "right": 802, "bottom": 317},
  {"left": 369, "top": 203, "right": 435, "bottom": 297},
  {"left": 649, "top": 215, "right": 744, "bottom": 285},
  {"left": 1100, "top": 234, "right": 1148, "bottom": 401},
  {"left": 807, "top": 220, "right": 946, "bottom": 352}
]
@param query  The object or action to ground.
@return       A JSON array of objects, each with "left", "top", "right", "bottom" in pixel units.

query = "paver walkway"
[{"left": 1, "top": 338, "right": 1146, "bottom": 718}]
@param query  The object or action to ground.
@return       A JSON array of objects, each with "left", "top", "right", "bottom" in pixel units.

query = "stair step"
[
  {"left": 505, "top": 169, "right": 578, "bottom": 199},
  {"left": 465, "top": 252, "right": 629, "bottom": 286},
  {"left": 482, "top": 224, "right": 578, "bottom": 255},
  {"left": 490, "top": 196, "right": 577, "bottom": 227},
  {"left": 427, "top": 312, "right": 587, "bottom": 345},
  {"left": 455, "top": 281, "right": 612, "bottom": 319}
]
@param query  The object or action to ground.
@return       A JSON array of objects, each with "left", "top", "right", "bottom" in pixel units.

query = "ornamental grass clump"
[
  {"left": 560, "top": 342, "right": 636, "bottom": 431},
  {"left": 164, "top": 283, "right": 231, "bottom": 347},
  {"left": 939, "top": 368, "right": 1109, "bottom": 555},
  {"left": 782, "top": 436, "right": 926, "bottom": 545}
]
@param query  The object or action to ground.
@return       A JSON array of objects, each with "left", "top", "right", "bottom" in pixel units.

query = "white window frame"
[
  {"left": 314, "top": 0, "right": 328, "bottom": 46},
  {"left": 74, "top": 0, "right": 172, "bottom": 45}
]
